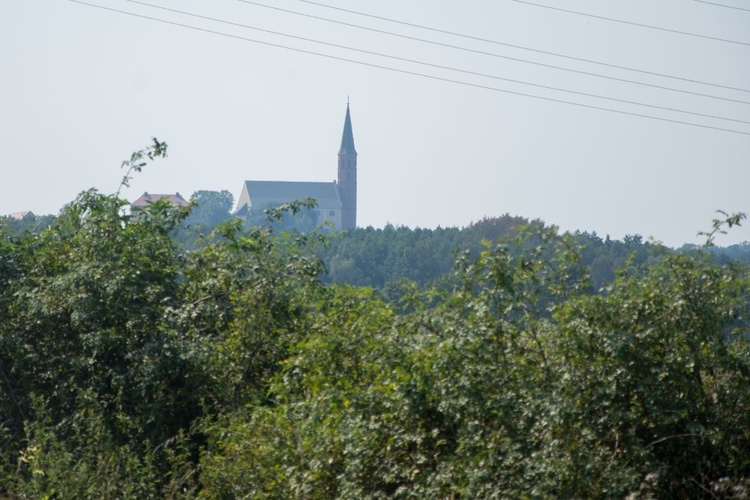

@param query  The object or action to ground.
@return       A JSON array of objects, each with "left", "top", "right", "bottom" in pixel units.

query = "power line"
[
  {"left": 238, "top": 0, "right": 750, "bottom": 106},
  {"left": 300, "top": 0, "right": 750, "bottom": 94},
  {"left": 66, "top": 0, "right": 750, "bottom": 137},
  {"left": 693, "top": 0, "right": 750, "bottom": 13},
  {"left": 119, "top": 0, "right": 750, "bottom": 126},
  {"left": 511, "top": 0, "right": 750, "bottom": 47}
]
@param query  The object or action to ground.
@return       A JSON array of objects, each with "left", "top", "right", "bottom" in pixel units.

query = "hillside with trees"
[{"left": 1, "top": 141, "right": 749, "bottom": 497}]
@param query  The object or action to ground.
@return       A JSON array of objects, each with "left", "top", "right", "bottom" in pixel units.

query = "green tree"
[{"left": 186, "top": 189, "right": 234, "bottom": 229}]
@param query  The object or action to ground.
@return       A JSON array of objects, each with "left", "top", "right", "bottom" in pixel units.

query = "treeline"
[
  {"left": 7, "top": 192, "right": 748, "bottom": 296},
  {"left": 1, "top": 145, "right": 750, "bottom": 497},
  {"left": 316, "top": 220, "right": 668, "bottom": 296}
]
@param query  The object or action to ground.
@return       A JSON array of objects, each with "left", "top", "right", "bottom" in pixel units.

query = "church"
[{"left": 234, "top": 103, "right": 358, "bottom": 231}]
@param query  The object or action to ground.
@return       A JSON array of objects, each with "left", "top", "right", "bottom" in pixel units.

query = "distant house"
[
  {"left": 234, "top": 103, "right": 358, "bottom": 231},
  {"left": 131, "top": 192, "right": 190, "bottom": 211},
  {"left": 9, "top": 211, "right": 35, "bottom": 221}
]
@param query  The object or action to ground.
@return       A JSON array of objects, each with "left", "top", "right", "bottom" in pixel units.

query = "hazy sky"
[{"left": 2, "top": 0, "right": 749, "bottom": 247}]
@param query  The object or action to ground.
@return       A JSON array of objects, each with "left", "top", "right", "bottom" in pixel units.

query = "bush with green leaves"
[
  {"left": 0, "top": 141, "right": 327, "bottom": 496},
  {"left": 1, "top": 139, "right": 748, "bottom": 497},
  {"left": 200, "top": 224, "right": 750, "bottom": 498}
]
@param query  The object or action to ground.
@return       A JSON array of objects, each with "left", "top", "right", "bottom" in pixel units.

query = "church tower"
[{"left": 338, "top": 102, "right": 357, "bottom": 230}]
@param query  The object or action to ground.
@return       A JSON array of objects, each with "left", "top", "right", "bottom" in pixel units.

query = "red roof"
[
  {"left": 131, "top": 192, "right": 190, "bottom": 209},
  {"left": 9, "top": 211, "right": 34, "bottom": 220}
]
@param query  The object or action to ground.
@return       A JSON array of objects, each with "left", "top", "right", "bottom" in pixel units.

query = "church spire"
[
  {"left": 339, "top": 102, "right": 357, "bottom": 156},
  {"left": 338, "top": 101, "right": 357, "bottom": 230}
]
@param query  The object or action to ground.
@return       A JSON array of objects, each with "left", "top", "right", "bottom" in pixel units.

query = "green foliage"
[
  {"left": 179, "top": 219, "right": 326, "bottom": 411},
  {"left": 0, "top": 213, "right": 56, "bottom": 239},
  {"left": 117, "top": 137, "right": 168, "bottom": 195},
  {"left": 3, "top": 189, "right": 199, "bottom": 446},
  {"left": 317, "top": 216, "right": 530, "bottom": 290},
  {"left": 171, "top": 190, "right": 234, "bottom": 250},
  {"left": 243, "top": 198, "right": 322, "bottom": 235},
  {"left": 552, "top": 251, "right": 750, "bottom": 496},
  {"left": 316, "top": 216, "right": 670, "bottom": 298},
  {"left": 185, "top": 190, "right": 234, "bottom": 230},
  {"left": 199, "top": 225, "right": 750, "bottom": 498},
  {"left": 699, "top": 210, "right": 746, "bottom": 247},
  {"left": 0, "top": 140, "right": 333, "bottom": 496},
  {"left": 2, "top": 140, "right": 749, "bottom": 497}
]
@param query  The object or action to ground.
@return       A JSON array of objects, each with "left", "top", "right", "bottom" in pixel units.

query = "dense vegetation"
[{"left": 1, "top": 141, "right": 749, "bottom": 497}]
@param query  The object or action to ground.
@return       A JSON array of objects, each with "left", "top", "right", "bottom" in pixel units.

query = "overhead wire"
[
  {"left": 237, "top": 0, "right": 750, "bottom": 106},
  {"left": 511, "top": 0, "right": 750, "bottom": 47},
  {"left": 116, "top": 0, "right": 750, "bottom": 125},
  {"left": 299, "top": 0, "right": 750, "bottom": 94},
  {"left": 66, "top": 0, "right": 750, "bottom": 137},
  {"left": 692, "top": 0, "right": 750, "bottom": 13}
]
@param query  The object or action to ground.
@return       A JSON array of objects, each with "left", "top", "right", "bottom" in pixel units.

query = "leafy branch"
[
  {"left": 116, "top": 137, "right": 168, "bottom": 197},
  {"left": 263, "top": 198, "right": 318, "bottom": 223},
  {"left": 698, "top": 210, "right": 746, "bottom": 247}
]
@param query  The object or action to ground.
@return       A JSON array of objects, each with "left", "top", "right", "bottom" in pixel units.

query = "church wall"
[{"left": 317, "top": 208, "right": 342, "bottom": 230}]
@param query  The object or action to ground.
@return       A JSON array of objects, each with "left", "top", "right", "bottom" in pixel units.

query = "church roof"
[
  {"left": 338, "top": 103, "right": 357, "bottom": 156},
  {"left": 237, "top": 180, "right": 342, "bottom": 212}
]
